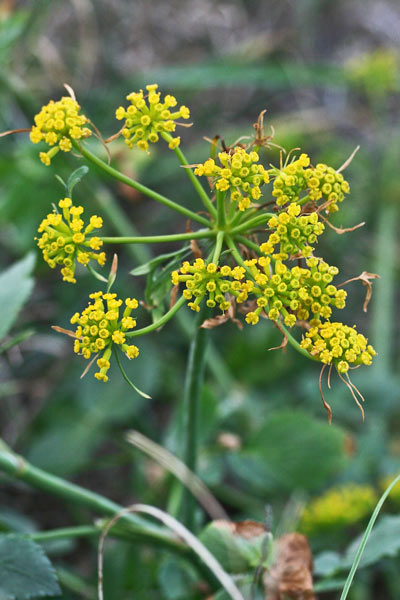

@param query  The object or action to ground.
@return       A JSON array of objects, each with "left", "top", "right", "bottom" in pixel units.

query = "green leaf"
[
  {"left": 0, "top": 507, "right": 37, "bottom": 535},
  {"left": 315, "top": 516, "right": 400, "bottom": 580},
  {"left": 158, "top": 558, "right": 198, "bottom": 600},
  {"left": 314, "top": 551, "right": 343, "bottom": 577},
  {"left": 143, "top": 250, "right": 190, "bottom": 322},
  {"left": 0, "top": 253, "right": 35, "bottom": 342},
  {"left": 66, "top": 166, "right": 89, "bottom": 197},
  {"left": 0, "top": 534, "right": 60, "bottom": 599},
  {"left": 199, "top": 521, "right": 270, "bottom": 574},
  {"left": 343, "top": 515, "right": 400, "bottom": 570},
  {"left": 130, "top": 246, "right": 190, "bottom": 277},
  {"left": 241, "top": 410, "right": 347, "bottom": 494}
]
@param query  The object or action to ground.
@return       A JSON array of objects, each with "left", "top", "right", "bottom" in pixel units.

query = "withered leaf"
[
  {"left": 264, "top": 533, "right": 316, "bottom": 600},
  {"left": 201, "top": 298, "right": 243, "bottom": 330},
  {"left": 338, "top": 271, "right": 380, "bottom": 312}
]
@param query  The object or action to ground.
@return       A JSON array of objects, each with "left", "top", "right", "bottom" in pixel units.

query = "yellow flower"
[
  {"left": 30, "top": 97, "right": 91, "bottom": 165},
  {"left": 240, "top": 255, "right": 345, "bottom": 326},
  {"left": 194, "top": 148, "right": 269, "bottom": 212},
  {"left": 267, "top": 203, "right": 325, "bottom": 260},
  {"left": 300, "top": 321, "right": 376, "bottom": 373},
  {"left": 72, "top": 292, "right": 140, "bottom": 382},
  {"left": 271, "top": 153, "right": 350, "bottom": 213},
  {"left": 172, "top": 260, "right": 242, "bottom": 312},
  {"left": 301, "top": 484, "right": 377, "bottom": 534},
  {"left": 116, "top": 84, "right": 190, "bottom": 152},
  {"left": 36, "top": 198, "right": 105, "bottom": 283}
]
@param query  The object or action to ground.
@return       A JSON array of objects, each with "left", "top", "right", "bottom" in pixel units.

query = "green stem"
[
  {"left": 74, "top": 141, "right": 211, "bottom": 227},
  {"left": 230, "top": 213, "right": 273, "bottom": 235},
  {"left": 162, "top": 132, "right": 217, "bottom": 218},
  {"left": 234, "top": 235, "right": 262, "bottom": 254},
  {"left": 216, "top": 190, "right": 226, "bottom": 228},
  {"left": 229, "top": 207, "right": 256, "bottom": 228},
  {"left": 279, "top": 321, "right": 319, "bottom": 362},
  {"left": 126, "top": 296, "right": 186, "bottom": 338},
  {"left": 225, "top": 235, "right": 247, "bottom": 268},
  {"left": 371, "top": 201, "right": 398, "bottom": 374},
  {"left": 30, "top": 525, "right": 99, "bottom": 543},
  {"left": 100, "top": 230, "right": 214, "bottom": 245},
  {"left": 0, "top": 448, "right": 184, "bottom": 553},
  {"left": 181, "top": 307, "right": 209, "bottom": 531},
  {"left": 90, "top": 185, "right": 150, "bottom": 264},
  {"left": 212, "top": 231, "right": 225, "bottom": 264}
]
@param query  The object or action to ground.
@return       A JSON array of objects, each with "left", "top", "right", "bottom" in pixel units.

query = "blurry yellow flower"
[{"left": 301, "top": 484, "right": 377, "bottom": 534}]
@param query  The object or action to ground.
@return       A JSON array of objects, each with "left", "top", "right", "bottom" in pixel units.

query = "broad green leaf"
[
  {"left": 242, "top": 410, "right": 347, "bottom": 493},
  {"left": 314, "top": 551, "right": 343, "bottom": 577},
  {"left": 343, "top": 515, "right": 400, "bottom": 570},
  {"left": 0, "top": 534, "right": 60, "bottom": 599},
  {"left": 314, "top": 578, "right": 347, "bottom": 592},
  {"left": 158, "top": 558, "right": 198, "bottom": 600},
  {"left": 0, "top": 253, "right": 35, "bottom": 341},
  {"left": 0, "top": 507, "right": 37, "bottom": 535},
  {"left": 314, "top": 516, "right": 400, "bottom": 579}
]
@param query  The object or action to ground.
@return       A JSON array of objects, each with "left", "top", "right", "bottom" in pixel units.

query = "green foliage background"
[{"left": 0, "top": 1, "right": 399, "bottom": 598}]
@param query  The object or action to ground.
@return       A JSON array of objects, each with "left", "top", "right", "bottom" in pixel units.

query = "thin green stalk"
[
  {"left": 234, "top": 235, "right": 262, "bottom": 254},
  {"left": 0, "top": 446, "right": 184, "bottom": 553},
  {"left": 30, "top": 525, "right": 99, "bottom": 543},
  {"left": 371, "top": 201, "right": 398, "bottom": 374},
  {"left": 225, "top": 235, "right": 247, "bottom": 268},
  {"left": 212, "top": 231, "right": 225, "bottom": 264},
  {"left": 162, "top": 132, "right": 217, "bottom": 218},
  {"left": 181, "top": 307, "right": 209, "bottom": 530},
  {"left": 90, "top": 185, "right": 150, "bottom": 264},
  {"left": 228, "top": 206, "right": 257, "bottom": 228},
  {"left": 230, "top": 213, "right": 273, "bottom": 235},
  {"left": 279, "top": 321, "right": 319, "bottom": 362},
  {"left": 73, "top": 142, "right": 211, "bottom": 227},
  {"left": 100, "top": 230, "right": 214, "bottom": 245},
  {"left": 216, "top": 190, "right": 226, "bottom": 228},
  {"left": 56, "top": 567, "right": 96, "bottom": 600},
  {"left": 340, "top": 473, "right": 400, "bottom": 600},
  {"left": 126, "top": 296, "right": 186, "bottom": 338}
]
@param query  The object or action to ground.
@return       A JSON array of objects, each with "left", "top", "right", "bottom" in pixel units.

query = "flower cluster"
[
  {"left": 30, "top": 97, "right": 91, "bottom": 166},
  {"left": 115, "top": 84, "right": 190, "bottom": 152},
  {"left": 36, "top": 198, "right": 106, "bottom": 283},
  {"left": 300, "top": 321, "right": 376, "bottom": 374},
  {"left": 307, "top": 163, "right": 350, "bottom": 213},
  {"left": 301, "top": 484, "right": 377, "bottom": 534},
  {"left": 194, "top": 148, "right": 269, "bottom": 211},
  {"left": 172, "top": 259, "right": 245, "bottom": 312},
  {"left": 266, "top": 203, "right": 325, "bottom": 260},
  {"left": 271, "top": 153, "right": 350, "bottom": 213},
  {"left": 242, "top": 257, "right": 346, "bottom": 327},
  {"left": 271, "top": 153, "right": 311, "bottom": 206},
  {"left": 71, "top": 292, "right": 139, "bottom": 382}
]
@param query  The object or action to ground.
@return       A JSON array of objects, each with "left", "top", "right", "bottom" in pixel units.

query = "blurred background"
[{"left": 0, "top": 0, "right": 399, "bottom": 598}]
